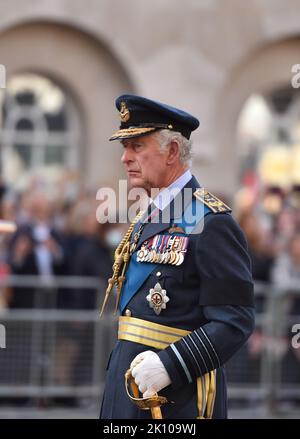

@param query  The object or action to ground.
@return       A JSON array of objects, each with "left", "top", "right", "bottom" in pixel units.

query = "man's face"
[{"left": 121, "top": 133, "right": 169, "bottom": 193}]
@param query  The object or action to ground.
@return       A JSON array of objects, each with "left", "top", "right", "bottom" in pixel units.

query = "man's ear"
[{"left": 166, "top": 140, "right": 180, "bottom": 165}]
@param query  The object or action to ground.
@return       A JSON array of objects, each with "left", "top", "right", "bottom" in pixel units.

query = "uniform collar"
[
  {"left": 136, "top": 174, "right": 201, "bottom": 250},
  {"left": 151, "top": 169, "right": 192, "bottom": 211}
]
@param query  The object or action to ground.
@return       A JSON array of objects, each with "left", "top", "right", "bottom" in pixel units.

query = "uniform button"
[
  {"left": 156, "top": 272, "right": 161, "bottom": 277},
  {"left": 125, "top": 309, "right": 132, "bottom": 317}
]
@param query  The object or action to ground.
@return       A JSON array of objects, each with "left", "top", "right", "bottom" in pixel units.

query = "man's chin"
[{"left": 128, "top": 175, "right": 145, "bottom": 189}]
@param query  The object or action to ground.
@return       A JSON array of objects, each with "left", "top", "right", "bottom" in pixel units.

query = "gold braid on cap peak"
[
  {"left": 100, "top": 210, "right": 144, "bottom": 316},
  {"left": 110, "top": 127, "right": 156, "bottom": 140}
]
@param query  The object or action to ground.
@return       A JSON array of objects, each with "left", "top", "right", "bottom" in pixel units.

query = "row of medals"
[{"left": 136, "top": 234, "right": 188, "bottom": 266}]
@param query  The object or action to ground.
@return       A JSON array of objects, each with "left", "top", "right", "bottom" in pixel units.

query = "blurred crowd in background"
[
  {"left": 233, "top": 185, "right": 300, "bottom": 392},
  {"left": 0, "top": 177, "right": 119, "bottom": 311}
]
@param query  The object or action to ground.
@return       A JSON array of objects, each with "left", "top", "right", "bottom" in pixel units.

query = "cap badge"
[{"left": 119, "top": 101, "right": 130, "bottom": 122}]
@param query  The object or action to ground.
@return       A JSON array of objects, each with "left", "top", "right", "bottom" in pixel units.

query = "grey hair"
[{"left": 154, "top": 129, "right": 192, "bottom": 167}]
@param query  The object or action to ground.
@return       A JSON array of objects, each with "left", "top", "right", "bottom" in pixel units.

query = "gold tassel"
[
  {"left": 206, "top": 370, "right": 216, "bottom": 418},
  {"left": 100, "top": 211, "right": 144, "bottom": 316},
  {"left": 196, "top": 370, "right": 216, "bottom": 419},
  {"left": 114, "top": 241, "right": 130, "bottom": 314}
]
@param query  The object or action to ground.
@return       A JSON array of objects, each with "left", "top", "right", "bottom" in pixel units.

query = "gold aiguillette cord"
[{"left": 100, "top": 211, "right": 144, "bottom": 316}]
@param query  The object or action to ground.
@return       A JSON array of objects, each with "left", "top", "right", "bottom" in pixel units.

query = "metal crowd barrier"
[
  {"left": 0, "top": 276, "right": 299, "bottom": 418},
  {"left": 226, "top": 281, "right": 300, "bottom": 418},
  {"left": 0, "top": 275, "right": 117, "bottom": 418}
]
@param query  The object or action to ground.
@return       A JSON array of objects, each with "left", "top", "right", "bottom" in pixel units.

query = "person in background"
[
  {"left": 238, "top": 211, "right": 274, "bottom": 283},
  {"left": 271, "top": 232, "right": 300, "bottom": 286},
  {"left": 270, "top": 232, "right": 300, "bottom": 390},
  {"left": 71, "top": 202, "right": 112, "bottom": 309},
  {"left": 233, "top": 211, "right": 275, "bottom": 386},
  {"left": 7, "top": 191, "right": 67, "bottom": 309}
]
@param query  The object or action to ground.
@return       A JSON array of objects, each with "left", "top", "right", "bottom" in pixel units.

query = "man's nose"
[{"left": 121, "top": 147, "right": 133, "bottom": 164}]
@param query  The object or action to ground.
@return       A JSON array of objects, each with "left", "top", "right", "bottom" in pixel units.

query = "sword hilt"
[{"left": 125, "top": 369, "right": 169, "bottom": 419}]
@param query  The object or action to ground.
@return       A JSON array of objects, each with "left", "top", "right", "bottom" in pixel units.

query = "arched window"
[{"left": 0, "top": 73, "right": 80, "bottom": 189}]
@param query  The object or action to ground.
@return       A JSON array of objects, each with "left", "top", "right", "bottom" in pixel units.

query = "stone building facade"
[{"left": 0, "top": 0, "right": 299, "bottom": 198}]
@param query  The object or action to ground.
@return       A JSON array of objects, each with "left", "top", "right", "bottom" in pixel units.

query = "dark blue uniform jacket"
[{"left": 100, "top": 176, "right": 255, "bottom": 419}]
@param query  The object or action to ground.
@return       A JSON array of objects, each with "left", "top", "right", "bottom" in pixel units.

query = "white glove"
[{"left": 130, "top": 350, "right": 171, "bottom": 398}]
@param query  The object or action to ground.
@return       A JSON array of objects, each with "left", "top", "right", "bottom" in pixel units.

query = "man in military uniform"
[{"left": 100, "top": 94, "right": 255, "bottom": 419}]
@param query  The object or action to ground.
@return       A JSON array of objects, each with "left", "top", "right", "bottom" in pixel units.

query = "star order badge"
[{"left": 146, "top": 282, "right": 169, "bottom": 315}]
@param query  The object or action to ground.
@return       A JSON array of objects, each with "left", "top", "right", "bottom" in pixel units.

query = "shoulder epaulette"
[{"left": 193, "top": 189, "right": 232, "bottom": 214}]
